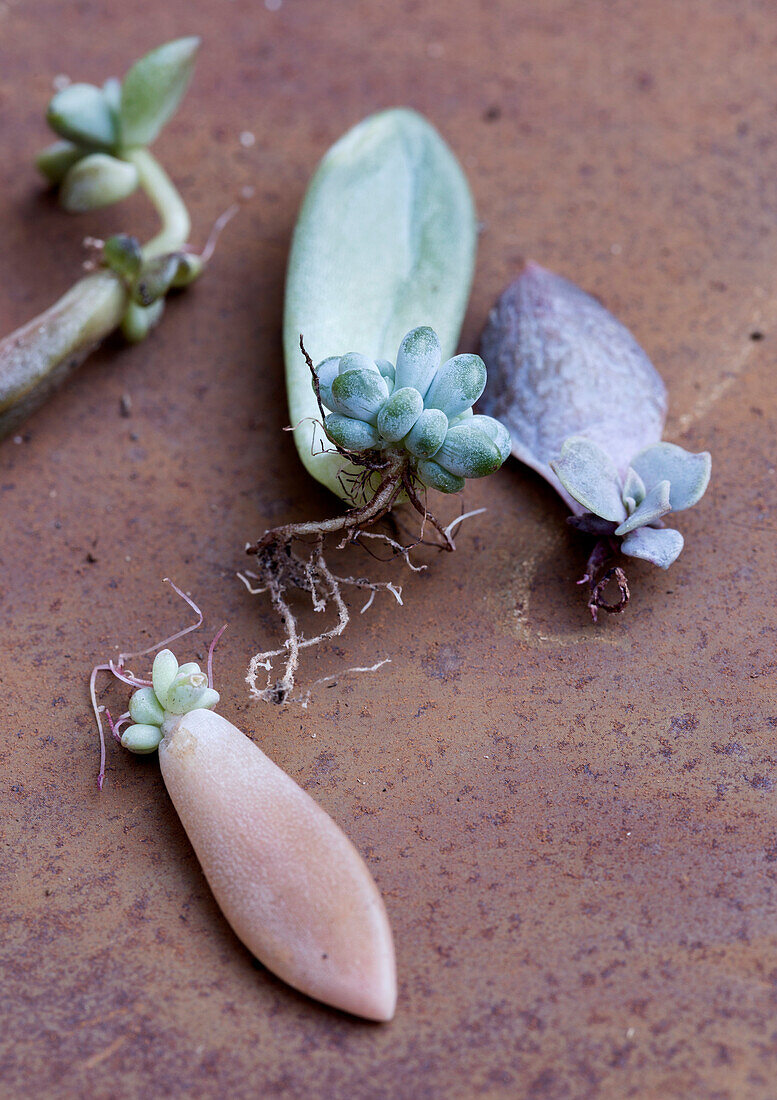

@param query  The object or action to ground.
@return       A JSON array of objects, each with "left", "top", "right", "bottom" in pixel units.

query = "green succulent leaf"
[
  {"left": 436, "top": 423, "right": 504, "bottom": 479},
  {"left": 314, "top": 356, "right": 341, "bottom": 409},
  {"left": 284, "top": 108, "right": 476, "bottom": 499},
  {"left": 121, "top": 723, "right": 164, "bottom": 754},
  {"left": 405, "top": 407, "right": 448, "bottom": 459},
  {"left": 36, "top": 140, "right": 84, "bottom": 185},
  {"left": 330, "top": 369, "right": 389, "bottom": 424},
  {"left": 324, "top": 413, "right": 380, "bottom": 452},
  {"left": 119, "top": 37, "right": 200, "bottom": 148},
  {"left": 470, "top": 415, "right": 511, "bottom": 464},
  {"left": 417, "top": 458, "right": 465, "bottom": 494},
  {"left": 631, "top": 442, "right": 711, "bottom": 512},
  {"left": 377, "top": 386, "right": 423, "bottom": 442},
  {"left": 121, "top": 299, "right": 165, "bottom": 344},
  {"left": 129, "top": 686, "right": 165, "bottom": 726},
  {"left": 152, "top": 649, "right": 178, "bottom": 706},
  {"left": 59, "top": 153, "right": 139, "bottom": 213},
  {"left": 394, "top": 327, "right": 442, "bottom": 397},
  {"left": 376, "top": 359, "right": 396, "bottom": 388},
  {"left": 614, "top": 479, "right": 671, "bottom": 536},
  {"left": 621, "top": 525, "right": 684, "bottom": 569},
  {"left": 338, "top": 352, "right": 380, "bottom": 376},
  {"left": 103, "top": 234, "right": 143, "bottom": 282},
  {"left": 47, "top": 82, "right": 118, "bottom": 150},
  {"left": 424, "top": 353, "right": 486, "bottom": 419},
  {"left": 550, "top": 437, "right": 627, "bottom": 523},
  {"left": 133, "top": 252, "right": 180, "bottom": 306}
]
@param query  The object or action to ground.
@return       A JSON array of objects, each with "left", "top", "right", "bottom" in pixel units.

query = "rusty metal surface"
[{"left": 1, "top": 2, "right": 775, "bottom": 1097}]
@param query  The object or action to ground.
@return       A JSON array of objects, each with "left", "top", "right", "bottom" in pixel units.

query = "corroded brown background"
[{"left": 1, "top": 2, "right": 776, "bottom": 1097}]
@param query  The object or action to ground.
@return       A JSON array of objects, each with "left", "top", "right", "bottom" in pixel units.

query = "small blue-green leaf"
[
  {"left": 395, "top": 327, "right": 442, "bottom": 397},
  {"left": 405, "top": 408, "right": 448, "bottom": 459},
  {"left": 119, "top": 37, "right": 200, "bottom": 148},
  {"left": 36, "top": 140, "right": 84, "bottom": 185},
  {"left": 470, "top": 415, "right": 511, "bottom": 464},
  {"left": 417, "top": 459, "right": 465, "bottom": 494},
  {"left": 313, "top": 356, "right": 341, "bottom": 409},
  {"left": 436, "top": 423, "right": 503, "bottom": 479},
  {"left": 330, "top": 369, "right": 389, "bottom": 424},
  {"left": 152, "top": 649, "right": 178, "bottom": 706},
  {"left": 621, "top": 525, "right": 684, "bottom": 569},
  {"left": 47, "top": 83, "right": 118, "bottom": 150},
  {"left": 614, "top": 479, "right": 671, "bottom": 536},
  {"left": 550, "top": 437, "right": 627, "bottom": 522},
  {"left": 122, "top": 723, "right": 164, "bottom": 754},
  {"left": 621, "top": 466, "right": 646, "bottom": 509},
  {"left": 377, "top": 387, "right": 423, "bottom": 442},
  {"left": 376, "top": 359, "right": 395, "bottom": 390},
  {"left": 166, "top": 668, "right": 211, "bottom": 715},
  {"left": 284, "top": 108, "right": 476, "bottom": 499},
  {"left": 338, "top": 352, "right": 380, "bottom": 376},
  {"left": 631, "top": 442, "right": 711, "bottom": 512},
  {"left": 129, "top": 686, "right": 165, "bottom": 726},
  {"left": 424, "top": 353, "right": 486, "bottom": 419},
  {"left": 325, "top": 413, "right": 381, "bottom": 452},
  {"left": 60, "top": 153, "right": 139, "bottom": 213}
]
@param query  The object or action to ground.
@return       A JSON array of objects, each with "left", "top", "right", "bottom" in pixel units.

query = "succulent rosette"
[
  {"left": 552, "top": 437, "right": 711, "bottom": 569},
  {"left": 313, "top": 325, "right": 511, "bottom": 493}
]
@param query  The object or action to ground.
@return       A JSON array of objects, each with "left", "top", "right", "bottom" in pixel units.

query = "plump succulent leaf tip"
[
  {"left": 313, "top": 325, "right": 511, "bottom": 493},
  {"left": 551, "top": 436, "right": 711, "bottom": 569}
]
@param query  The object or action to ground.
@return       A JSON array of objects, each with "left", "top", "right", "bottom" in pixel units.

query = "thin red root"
[{"left": 90, "top": 578, "right": 208, "bottom": 791}]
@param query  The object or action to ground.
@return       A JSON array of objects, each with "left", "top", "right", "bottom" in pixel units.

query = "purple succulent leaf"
[
  {"left": 620, "top": 525, "right": 684, "bottom": 569},
  {"left": 630, "top": 442, "right": 711, "bottom": 512},
  {"left": 479, "top": 263, "right": 667, "bottom": 512},
  {"left": 550, "top": 437, "right": 627, "bottom": 523},
  {"left": 614, "top": 479, "right": 671, "bottom": 536}
]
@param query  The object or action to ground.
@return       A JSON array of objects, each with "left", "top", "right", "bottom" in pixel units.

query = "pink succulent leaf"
[
  {"left": 479, "top": 262, "right": 667, "bottom": 512},
  {"left": 620, "top": 525, "right": 684, "bottom": 569}
]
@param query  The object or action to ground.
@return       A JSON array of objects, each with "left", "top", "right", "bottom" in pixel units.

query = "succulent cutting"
[
  {"left": 480, "top": 262, "right": 711, "bottom": 618},
  {"left": 0, "top": 37, "right": 231, "bottom": 440},
  {"left": 243, "top": 110, "right": 509, "bottom": 702}
]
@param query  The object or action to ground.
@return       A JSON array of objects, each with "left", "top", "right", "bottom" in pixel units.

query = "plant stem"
[
  {"left": 124, "top": 147, "right": 191, "bottom": 258},
  {"left": 0, "top": 270, "right": 127, "bottom": 438}
]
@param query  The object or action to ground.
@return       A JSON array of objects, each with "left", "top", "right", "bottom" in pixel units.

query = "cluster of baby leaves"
[
  {"left": 121, "top": 650, "right": 220, "bottom": 754},
  {"left": 315, "top": 326, "right": 512, "bottom": 493},
  {"left": 36, "top": 37, "right": 202, "bottom": 342},
  {"left": 552, "top": 437, "right": 711, "bottom": 569}
]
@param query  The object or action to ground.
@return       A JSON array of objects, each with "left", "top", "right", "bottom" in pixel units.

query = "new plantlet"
[
  {"left": 479, "top": 263, "right": 711, "bottom": 618},
  {"left": 243, "top": 110, "right": 509, "bottom": 702},
  {"left": 0, "top": 37, "right": 233, "bottom": 440},
  {"left": 91, "top": 581, "right": 396, "bottom": 1022}
]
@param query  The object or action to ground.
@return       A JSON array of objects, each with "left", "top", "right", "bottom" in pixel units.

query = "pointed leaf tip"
[
  {"left": 119, "top": 37, "right": 200, "bottom": 147},
  {"left": 614, "top": 478, "right": 671, "bottom": 536}
]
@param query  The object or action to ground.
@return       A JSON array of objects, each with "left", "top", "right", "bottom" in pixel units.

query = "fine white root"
[{"left": 244, "top": 540, "right": 407, "bottom": 704}]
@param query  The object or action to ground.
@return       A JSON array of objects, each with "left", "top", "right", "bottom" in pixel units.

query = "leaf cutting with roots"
[{"left": 242, "top": 339, "right": 483, "bottom": 704}]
